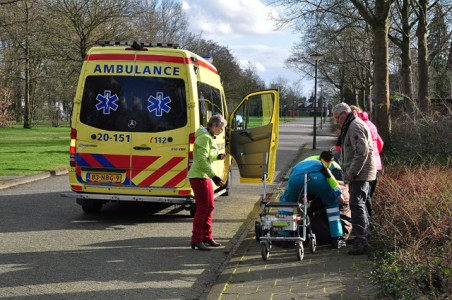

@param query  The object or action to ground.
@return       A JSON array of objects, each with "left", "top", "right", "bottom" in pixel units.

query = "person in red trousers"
[{"left": 188, "top": 114, "right": 228, "bottom": 251}]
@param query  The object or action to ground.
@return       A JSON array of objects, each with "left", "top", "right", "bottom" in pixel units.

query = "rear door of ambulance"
[
  {"left": 228, "top": 90, "right": 280, "bottom": 184},
  {"left": 73, "top": 46, "right": 191, "bottom": 195}
]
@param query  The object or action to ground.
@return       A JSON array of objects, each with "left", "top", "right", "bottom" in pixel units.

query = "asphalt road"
[{"left": 0, "top": 120, "right": 314, "bottom": 299}]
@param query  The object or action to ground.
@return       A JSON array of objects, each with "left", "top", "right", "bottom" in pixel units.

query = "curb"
[{"left": 0, "top": 168, "right": 68, "bottom": 191}]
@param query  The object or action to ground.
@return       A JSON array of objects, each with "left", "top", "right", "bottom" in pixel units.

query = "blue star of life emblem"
[
  {"left": 147, "top": 92, "right": 171, "bottom": 116},
  {"left": 95, "top": 90, "right": 119, "bottom": 114}
]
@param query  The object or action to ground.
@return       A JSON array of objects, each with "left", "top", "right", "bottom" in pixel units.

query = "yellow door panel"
[{"left": 228, "top": 90, "right": 280, "bottom": 183}]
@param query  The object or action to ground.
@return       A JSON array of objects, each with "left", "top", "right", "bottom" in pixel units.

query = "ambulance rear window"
[{"left": 79, "top": 76, "right": 187, "bottom": 132}]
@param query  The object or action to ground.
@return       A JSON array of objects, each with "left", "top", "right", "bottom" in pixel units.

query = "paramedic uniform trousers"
[
  {"left": 280, "top": 171, "right": 343, "bottom": 238},
  {"left": 189, "top": 178, "right": 215, "bottom": 243}
]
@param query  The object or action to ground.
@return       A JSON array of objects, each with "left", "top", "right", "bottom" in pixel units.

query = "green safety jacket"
[
  {"left": 303, "top": 155, "right": 342, "bottom": 197},
  {"left": 187, "top": 126, "right": 219, "bottom": 179}
]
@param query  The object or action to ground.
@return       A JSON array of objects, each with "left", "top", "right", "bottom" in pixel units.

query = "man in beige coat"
[{"left": 333, "top": 103, "right": 377, "bottom": 255}]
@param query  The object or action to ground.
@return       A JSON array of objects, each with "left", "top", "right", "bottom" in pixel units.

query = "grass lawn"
[
  {"left": 0, "top": 126, "right": 70, "bottom": 176},
  {"left": 0, "top": 117, "right": 307, "bottom": 177}
]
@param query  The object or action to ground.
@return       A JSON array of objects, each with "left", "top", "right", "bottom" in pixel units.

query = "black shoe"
[
  {"left": 203, "top": 239, "right": 221, "bottom": 247},
  {"left": 191, "top": 242, "right": 211, "bottom": 251},
  {"left": 348, "top": 243, "right": 370, "bottom": 255},
  {"left": 331, "top": 237, "right": 347, "bottom": 249}
]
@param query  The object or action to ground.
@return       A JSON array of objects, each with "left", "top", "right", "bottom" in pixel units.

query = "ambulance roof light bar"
[
  {"left": 202, "top": 56, "right": 213, "bottom": 63},
  {"left": 97, "top": 40, "right": 179, "bottom": 49}
]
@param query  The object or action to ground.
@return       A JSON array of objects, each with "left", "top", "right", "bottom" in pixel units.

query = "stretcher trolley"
[{"left": 255, "top": 173, "right": 316, "bottom": 261}]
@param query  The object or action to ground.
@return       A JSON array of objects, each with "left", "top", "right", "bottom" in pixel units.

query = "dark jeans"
[
  {"left": 366, "top": 176, "right": 378, "bottom": 217},
  {"left": 349, "top": 181, "right": 370, "bottom": 245}
]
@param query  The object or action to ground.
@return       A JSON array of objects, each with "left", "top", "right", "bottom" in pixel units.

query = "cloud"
[
  {"left": 182, "top": 0, "right": 303, "bottom": 89},
  {"left": 182, "top": 0, "right": 279, "bottom": 39},
  {"left": 238, "top": 59, "right": 266, "bottom": 73}
]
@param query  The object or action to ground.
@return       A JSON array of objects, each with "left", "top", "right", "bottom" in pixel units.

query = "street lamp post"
[
  {"left": 310, "top": 53, "right": 323, "bottom": 149},
  {"left": 319, "top": 84, "right": 324, "bottom": 129}
]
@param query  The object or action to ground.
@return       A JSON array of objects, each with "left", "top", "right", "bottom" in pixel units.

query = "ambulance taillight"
[
  {"left": 70, "top": 128, "right": 77, "bottom": 167},
  {"left": 188, "top": 132, "right": 195, "bottom": 170}
]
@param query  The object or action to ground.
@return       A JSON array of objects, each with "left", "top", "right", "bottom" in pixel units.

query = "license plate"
[{"left": 88, "top": 173, "right": 122, "bottom": 183}]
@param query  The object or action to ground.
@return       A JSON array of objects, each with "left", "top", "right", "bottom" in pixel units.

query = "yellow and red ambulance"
[{"left": 62, "top": 41, "right": 279, "bottom": 215}]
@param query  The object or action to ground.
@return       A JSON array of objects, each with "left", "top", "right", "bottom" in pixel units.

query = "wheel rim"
[{"left": 296, "top": 244, "right": 304, "bottom": 261}]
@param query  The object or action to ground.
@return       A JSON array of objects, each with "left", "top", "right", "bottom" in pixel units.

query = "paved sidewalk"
[{"left": 207, "top": 120, "right": 378, "bottom": 300}]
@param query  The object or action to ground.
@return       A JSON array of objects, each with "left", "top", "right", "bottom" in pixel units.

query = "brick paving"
[{"left": 207, "top": 120, "right": 379, "bottom": 300}]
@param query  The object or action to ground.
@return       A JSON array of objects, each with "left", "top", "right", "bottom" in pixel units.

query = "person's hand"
[
  {"left": 212, "top": 176, "right": 225, "bottom": 187},
  {"left": 345, "top": 173, "right": 354, "bottom": 182},
  {"left": 217, "top": 153, "right": 228, "bottom": 160}
]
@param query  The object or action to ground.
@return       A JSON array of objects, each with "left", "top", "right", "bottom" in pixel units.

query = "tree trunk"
[
  {"left": 351, "top": 0, "right": 393, "bottom": 144},
  {"left": 22, "top": 2, "right": 32, "bottom": 129},
  {"left": 373, "top": 24, "right": 391, "bottom": 143},
  {"left": 23, "top": 42, "right": 32, "bottom": 129},
  {"left": 449, "top": 40, "right": 452, "bottom": 98},
  {"left": 399, "top": 0, "right": 414, "bottom": 114},
  {"left": 400, "top": 39, "right": 414, "bottom": 114},
  {"left": 416, "top": 0, "right": 430, "bottom": 115}
]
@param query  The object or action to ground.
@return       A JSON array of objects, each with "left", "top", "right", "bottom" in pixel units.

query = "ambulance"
[{"left": 62, "top": 41, "right": 279, "bottom": 215}]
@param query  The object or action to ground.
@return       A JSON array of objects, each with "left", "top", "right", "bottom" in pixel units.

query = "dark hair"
[{"left": 320, "top": 150, "right": 334, "bottom": 162}]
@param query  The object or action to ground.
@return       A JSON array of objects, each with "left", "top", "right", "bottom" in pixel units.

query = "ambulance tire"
[
  {"left": 146, "top": 203, "right": 171, "bottom": 215},
  {"left": 222, "top": 169, "right": 232, "bottom": 196},
  {"left": 189, "top": 204, "right": 196, "bottom": 218},
  {"left": 80, "top": 201, "right": 103, "bottom": 214}
]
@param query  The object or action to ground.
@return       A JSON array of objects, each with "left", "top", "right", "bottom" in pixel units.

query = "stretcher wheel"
[
  {"left": 296, "top": 243, "right": 304, "bottom": 261},
  {"left": 309, "top": 236, "right": 317, "bottom": 254},
  {"left": 261, "top": 244, "right": 269, "bottom": 260},
  {"left": 255, "top": 221, "right": 262, "bottom": 242}
]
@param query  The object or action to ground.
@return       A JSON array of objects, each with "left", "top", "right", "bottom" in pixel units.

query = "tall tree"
[
  {"left": 428, "top": 3, "right": 451, "bottom": 100},
  {"left": 415, "top": 0, "right": 431, "bottom": 114},
  {"left": 130, "top": 0, "right": 190, "bottom": 44},
  {"left": 46, "top": 0, "right": 129, "bottom": 60},
  {"left": 389, "top": 0, "right": 417, "bottom": 114},
  {"left": 184, "top": 37, "right": 265, "bottom": 108},
  {"left": 271, "top": 0, "right": 393, "bottom": 140},
  {"left": 44, "top": 0, "right": 130, "bottom": 118},
  {"left": 0, "top": 0, "right": 49, "bottom": 128},
  {"left": 350, "top": 0, "right": 395, "bottom": 143}
]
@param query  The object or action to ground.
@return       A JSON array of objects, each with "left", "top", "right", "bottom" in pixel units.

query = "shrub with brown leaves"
[{"left": 371, "top": 163, "right": 451, "bottom": 298}]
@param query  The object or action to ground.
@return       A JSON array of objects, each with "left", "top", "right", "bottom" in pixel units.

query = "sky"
[{"left": 181, "top": 0, "right": 313, "bottom": 97}]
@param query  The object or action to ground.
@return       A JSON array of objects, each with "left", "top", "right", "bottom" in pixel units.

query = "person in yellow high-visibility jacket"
[{"left": 279, "top": 150, "right": 346, "bottom": 248}]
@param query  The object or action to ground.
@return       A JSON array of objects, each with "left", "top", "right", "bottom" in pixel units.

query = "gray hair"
[
  {"left": 332, "top": 102, "right": 351, "bottom": 115},
  {"left": 207, "top": 114, "right": 227, "bottom": 128}
]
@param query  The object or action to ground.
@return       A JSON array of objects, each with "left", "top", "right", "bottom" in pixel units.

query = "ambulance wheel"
[
  {"left": 81, "top": 202, "right": 103, "bottom": 214},
  {"left": 189, "top": 204, "right": 196, "bottom": 217},
  {"left": 222, "top": 169, "right": 232, "bottom": 196},
  {"left": 255, "top": 221, "right": 262, "bottom": 242},
  {"left": 309, "top": 236, "right": 317, "bottom": 254},
  {"left": 261, "top": 244, "right": 269, "bottom": 261},
  {"left": 296, "top": 243, "right": 304, "bottom": 261}
]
